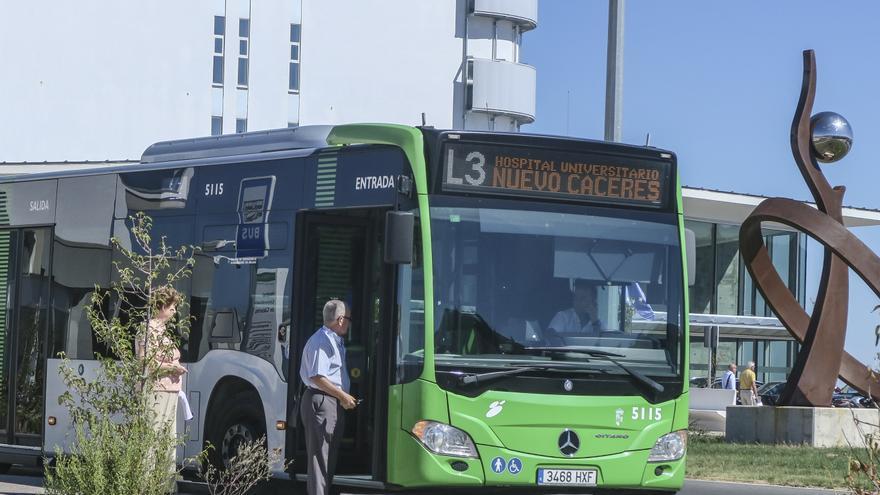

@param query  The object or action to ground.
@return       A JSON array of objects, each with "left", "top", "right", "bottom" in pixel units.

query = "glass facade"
[{"left": 685, "top": 220, "right": 806, "bottom": 384}]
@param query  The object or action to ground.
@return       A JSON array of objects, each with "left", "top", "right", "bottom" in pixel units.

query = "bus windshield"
[{"left": 430, "top": 201, "right": 685, "bottom": 395}]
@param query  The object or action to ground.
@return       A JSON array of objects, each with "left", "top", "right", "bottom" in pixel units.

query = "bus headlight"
[
  {"left": 648, "top": 430, "right": 687, "bottom": 462},
  {"left": 411, "top": 421, "right": 478, "bottom": 458}
]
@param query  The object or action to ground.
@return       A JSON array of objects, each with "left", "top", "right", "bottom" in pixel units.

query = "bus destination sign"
[{"left": 441, "top": 142, "right": 671, "bottom": 208}]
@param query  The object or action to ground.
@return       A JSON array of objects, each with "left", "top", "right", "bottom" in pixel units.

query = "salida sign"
[{"left": 442, "top": 142, "right": 671, "bottom": 208}]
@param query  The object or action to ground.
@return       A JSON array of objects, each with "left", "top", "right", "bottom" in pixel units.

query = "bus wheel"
[{"left": 207, "top": 399, "right": 266, "bottom": 469}]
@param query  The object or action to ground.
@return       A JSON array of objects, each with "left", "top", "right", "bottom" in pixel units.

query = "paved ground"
[
  {"left": 0, "top": 469, "right": 42, "bottom": 495},
  {"left": 680, "top": 480, "right": 846, "bottom": 495},
  {"left": 0, "top": 473, "right": 849, "bottom": 495}
]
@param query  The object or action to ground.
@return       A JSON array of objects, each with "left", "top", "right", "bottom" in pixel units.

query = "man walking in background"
[
  {"left": 739, "top": 361, "right": 758, "bottom": 405},
  {"left": 722, "top": 363, "right": 737, "bottom": 390}
]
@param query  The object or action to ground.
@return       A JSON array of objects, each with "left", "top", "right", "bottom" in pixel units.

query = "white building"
[{"left": 0, "top": 0, "right": 538, "bottom": 165}]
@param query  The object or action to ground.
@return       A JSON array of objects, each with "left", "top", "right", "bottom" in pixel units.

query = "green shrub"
[
  {"left": 44, "top": 212, "right": 195, "bottom": 495},
  {"left": 202, "top": 436, "right": 286, "bottom": 495},
  {"left": 46, "top": 414, "right": 179, "bottom": 495}
]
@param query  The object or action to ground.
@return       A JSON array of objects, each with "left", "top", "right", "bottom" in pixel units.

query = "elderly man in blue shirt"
[
  {"left": 722, "top": 363, "right": 737, "bottom": 391},
  {"left": 299, "top": 299, "right": 357, "bottom": 495}
]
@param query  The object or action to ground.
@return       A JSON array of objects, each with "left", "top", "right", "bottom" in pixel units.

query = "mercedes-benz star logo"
[
  {"left": 563, "top": 379, "right": 574, "bottom": 391},
  {"left": 558, "top": 429, "right": 580, "bottom": 456}
]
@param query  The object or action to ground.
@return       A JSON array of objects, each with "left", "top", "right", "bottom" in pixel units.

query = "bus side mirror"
[
  {"left": 385, "top": 211, "right": 414, "bottom": 264},
  {"left": 684, "top": 228, "right": 696, "bottom": 287}
]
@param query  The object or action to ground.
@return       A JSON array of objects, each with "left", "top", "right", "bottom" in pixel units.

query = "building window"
[
  {"left": 514, "top": 25, "right": 521, "bottom": 63},
  {"left": 465, "top": 59, "right": 474, "bottom": 109},
  {"left": 687, "top": 221, "right": 714, "bottom": 314},
  {"left": 715, "top": 224, "right": 740, "bottom": 315},
  {"left": 237, "top": 18, "right": 250, "bottom": 88},
  {"left": 491, "top": 20, "right": 498, "bottom": 60},
  {"left": 742, "top": 230, "right": 799, "bottom": 317},
  {"left": 211, "top": 116, "right": 223, "bottom": 136},
  {"left": 213, "top": 16, "right": 225, "bottom": 86},
  {"left": 288, "top": 23, "right": 301, "bottom": 92},
  {"left": 236, "top": 118, "right": 247, "bottom": 133},
  {"left": 685, "top": 220, "right": 803, "bottom": 318}
]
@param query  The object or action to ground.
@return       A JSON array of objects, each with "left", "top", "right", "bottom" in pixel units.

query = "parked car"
[
  {"left": 689, "top": 376, "right": 710, "bottom": 388},
  {"left": 757, "top": 381, "right": 785, "bottom": 406},
  {"left": 747, "top": 382, "right": 876, "bottom": 407},
  {"left": 832, "top": 385, "right": 873, "bottom": 408},
  {"left": 832, "top": 393, "right": 863, "bottom": 407}
]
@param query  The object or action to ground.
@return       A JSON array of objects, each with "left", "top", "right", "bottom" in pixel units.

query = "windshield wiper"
[
  {"left": 524, "top": 346, "right": 664, "bottom": 394},
  {"left": 453, "top": 363, "right": 603, "bottom": 387},
  {"left": 455, "top": 366, "right": 548, "bottom": 386}
]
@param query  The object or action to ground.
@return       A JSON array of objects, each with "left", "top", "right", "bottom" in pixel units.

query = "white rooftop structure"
[{"left": 683, "top": 186, "right": 880, "bottom": 228}]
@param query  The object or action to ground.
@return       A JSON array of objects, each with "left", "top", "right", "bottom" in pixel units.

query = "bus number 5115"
[{"left": 632, "top": 407, "right": 662, "bottom": 421}]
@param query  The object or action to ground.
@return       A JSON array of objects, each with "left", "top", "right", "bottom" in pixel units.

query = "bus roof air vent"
[{"left": 140, "top": 125, "right": 334, "bottom": 163}]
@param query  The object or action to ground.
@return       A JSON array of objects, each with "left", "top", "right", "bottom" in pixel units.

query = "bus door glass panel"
[
  {"left": 52, "top": 175, "right": 115, "bottom": 361},
  {"left": 0, "top": 228, "right": 51, "bottom": 445},
  {"left": 296, "top": 217, "right": 374, "bottom": 471},
  {"left": 0, "top": 230, "right": 18, "bottom": 438},
  {"left": 14, "top": 229, "right": 51, "bottom": 444}
]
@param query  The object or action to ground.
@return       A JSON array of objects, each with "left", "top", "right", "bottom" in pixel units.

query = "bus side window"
[
  {"left": 208, "top": 309, "right": 241, "bottom": 342},
  {"left": 190, "top": 257, "right": 250, "bottom": 357},
  {"left": 51, "top": 239, "right": 112, "bottom": 360},
  {"left": 395, "top": 217, "right": 423, "bottom": 384},
  {"left": 187, "top": 234, "right": 291, "bottom": 376}
]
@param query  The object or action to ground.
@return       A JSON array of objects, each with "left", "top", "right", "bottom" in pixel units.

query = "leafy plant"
[
  {"left": 45, "top": 413, "right": 180, "bottom": 495},
  {"left": 845, "top": 308, "right": 880, "bottom": 494},
  {"left": 45, "top": 212, "right": 196, "bottom": 495},
  {"left": 201, "top": 436, "right": 288, "bottom": 495},
  {"left": 44, "top": 212, "right": 283, "bottom": 495}
]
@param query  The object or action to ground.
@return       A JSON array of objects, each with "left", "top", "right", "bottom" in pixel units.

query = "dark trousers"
[{"left": 300, "top": 388, "right": 345, "bottom": 495}]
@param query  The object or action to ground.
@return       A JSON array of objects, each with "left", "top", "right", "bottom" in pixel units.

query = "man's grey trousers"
[{"left": 300, "top": 388, "right": 345, "bottom": 495}]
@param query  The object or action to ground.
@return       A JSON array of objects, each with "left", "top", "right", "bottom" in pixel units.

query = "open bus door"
[
  {"left": 287, "top": 208, "right": 393, "bottom": 488},
  {"left": 0, "top": 227, "right": 52, "bottom": 468}
]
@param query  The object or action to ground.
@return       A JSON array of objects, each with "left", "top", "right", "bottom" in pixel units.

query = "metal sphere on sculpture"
[{"left": 810, "top": 111, "right": 852, "bottom": 163}]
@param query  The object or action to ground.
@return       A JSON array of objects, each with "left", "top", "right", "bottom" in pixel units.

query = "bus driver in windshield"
[{"left": 548, "top": 279, "right": 604, "bottom": 336}]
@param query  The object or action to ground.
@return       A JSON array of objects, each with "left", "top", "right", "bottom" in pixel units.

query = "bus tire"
[{"left": 206, "top": 395, "right": 266, "bottom": 470}]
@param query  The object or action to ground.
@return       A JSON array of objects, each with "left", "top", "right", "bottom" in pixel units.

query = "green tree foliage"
[
  {"left": 45, "top": 213, "right": 284, "bottom": 495},
  {"left": 45, "top": 212, "right": 195, "bottom": 495}
]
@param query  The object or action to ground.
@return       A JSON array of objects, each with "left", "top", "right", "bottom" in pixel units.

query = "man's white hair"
[
  {"left": 747, "top": 361, "right": 755, "bottom": 368},
  {"left": 323, "top": 299, "right": 347, "bottom": 325}
]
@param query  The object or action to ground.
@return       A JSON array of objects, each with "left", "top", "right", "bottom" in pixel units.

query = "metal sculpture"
[{"left": 740, "top": 49, "right": 879, "bottom": 407}]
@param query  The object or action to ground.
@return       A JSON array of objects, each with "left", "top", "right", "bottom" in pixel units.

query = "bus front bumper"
[{"left": 389, "top": 432, "right": 684, "bottom": 492}]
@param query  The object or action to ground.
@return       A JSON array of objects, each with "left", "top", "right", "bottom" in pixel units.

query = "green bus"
[{"left": 0, "top": 123, "right": 688, "bottom": 493}]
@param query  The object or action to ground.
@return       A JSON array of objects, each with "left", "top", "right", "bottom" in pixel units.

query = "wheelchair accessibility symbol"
[
  {"left": 507, "top": 457, "right": 522, "bottom": 475},
  {"left": 490, "top": 456, "right": 506, "bottom": 474}
]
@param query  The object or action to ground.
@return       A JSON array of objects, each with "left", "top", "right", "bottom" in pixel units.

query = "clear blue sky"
[{"left": 522, "top": 1, "right": 880, "bottom": 370}]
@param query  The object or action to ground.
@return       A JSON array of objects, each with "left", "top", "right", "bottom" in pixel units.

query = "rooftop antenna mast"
[{"left": 604, "top": 0, "right": 625, "bottom": 142}]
